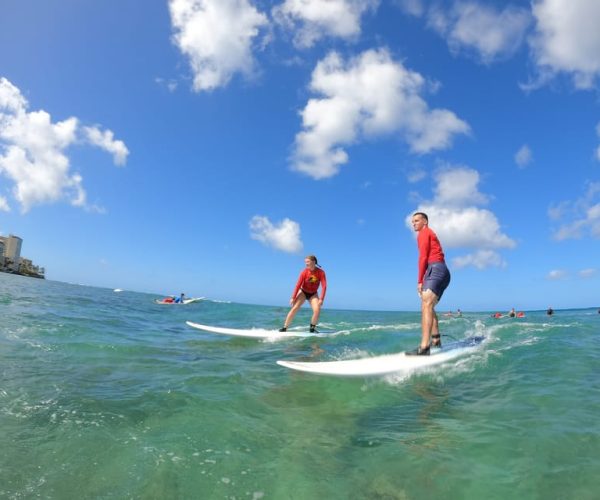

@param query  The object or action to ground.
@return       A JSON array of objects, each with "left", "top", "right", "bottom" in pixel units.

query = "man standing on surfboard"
[
  {"left": 279, "top": 255, "right": 327, "bottom": 333},
  {"left": 407, "top": 212, "right": 451, "bottom": 356}
]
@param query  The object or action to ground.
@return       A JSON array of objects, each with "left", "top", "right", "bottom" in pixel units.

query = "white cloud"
[
  {"left": 273, "top": 0, "right": 378, "bottom": 48},
  {"left": 453, "top": 249, "right": 506, "bottom": 270},
  {"left": 292, "top": 49, "right": 469, "bottom": 179},
  {"left": 249, "top": 215, "right": 303, "bottom": 253},
  {"left": 550, "top": 182, "right": 600, "bottom": 240},
  {"left": 0, "top": 196, "right": 9, "bottom": 212},
  {"left": 595, "top": 122, "right": 600, "bottom": 162},
  {"left": 515, "top": 144, "right": 532, "bottom": 168},
  {"left": 395, "top": 0, "right": 425, "bottom": 17},
  {"left": 0, "top": 77, "right": 127, "bottom": 213},
  {"left": 413, "top": 204, "right": 515, "bottom": 250},
  {"left": 155, "top": 77, "right": 178, "bottom": 92},
  {"left": 169, "top": 0, "right": 269, "bottom": 92},
  {"left": 432, "top": 166, "right": 489, "bottom": 207},
  {"left": 427, "top": 2, "right": 531, "bottom": 63},
  {"left": 83, "top": 126, "right": 129, "bottom": 166},
  {"left": 579, "top": 268, "right": 596, "bottom": 278},
  {"left": 529, "top": 0, "right": 600, "bottom": 89},
  {"left": 0, "top": 78, "right": 27, "bottom": 112},
  {"left": 547, "top": 269, "right": 567, "bottom": 280},
  {"left": 406, "top": 165, "right": 515, "bottom": 270},
  {"left": 407, "top": 167, "right": 426, "bottom": 183}
]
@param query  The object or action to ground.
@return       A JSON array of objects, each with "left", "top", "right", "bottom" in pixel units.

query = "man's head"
[{"left": 411, "top": 212, "right": 428, "bottom": 232}]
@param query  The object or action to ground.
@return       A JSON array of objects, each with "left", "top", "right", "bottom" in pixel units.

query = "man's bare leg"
[{"left": 420, "top": 289, "right": 439, "bottom": 349}]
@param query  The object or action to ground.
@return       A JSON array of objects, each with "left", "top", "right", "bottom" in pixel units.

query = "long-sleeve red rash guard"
[
  {"left": 292, "top": 268, "right": 327, "bottom": 301},
  {"left": 417, "top": 226, "right": 445, "bottom": 284}
]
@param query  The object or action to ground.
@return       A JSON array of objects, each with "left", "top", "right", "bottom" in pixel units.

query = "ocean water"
[{"left": 1, "top": 272, "right": 599, "bottom": 500}]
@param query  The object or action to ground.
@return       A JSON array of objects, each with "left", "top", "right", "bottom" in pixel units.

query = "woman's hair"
[{"left": 305, "top": 255, "right": 322, "bottom": 268}]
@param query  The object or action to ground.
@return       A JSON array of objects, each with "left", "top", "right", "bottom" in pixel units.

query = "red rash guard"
[
  {"left": 292, "top": 268, "right": 327, "bottom": 301},
  {"left": 417, "top": 226, "right": 445, "bottom": 284}
]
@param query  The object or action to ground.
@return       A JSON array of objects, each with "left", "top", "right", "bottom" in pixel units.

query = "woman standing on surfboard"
[
  {"left": 407, "top": 212, "right": 451, "bottom": 356},
  {"left": 279, "top": 255, "right": 327, "bottom": 333}
]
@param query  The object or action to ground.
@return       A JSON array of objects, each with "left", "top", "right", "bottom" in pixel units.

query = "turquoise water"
[{"left": 1, "top": 272, "right": 599, "bottom": 499}]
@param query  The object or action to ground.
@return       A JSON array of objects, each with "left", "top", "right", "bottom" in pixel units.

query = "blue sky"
[{"left": 1, "top": 0, "right": 600, "bottom": 312}]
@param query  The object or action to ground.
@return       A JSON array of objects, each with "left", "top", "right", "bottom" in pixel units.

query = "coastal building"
[
  {"left": 1, "top": 234, "right": 22, "bottom": 264},
  {"left": 0, "top": 234, "right": 44, "bottom": 279}
]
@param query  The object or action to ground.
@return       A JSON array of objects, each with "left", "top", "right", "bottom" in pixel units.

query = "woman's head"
[{"left": 304, "top": 255, "right": 318, "bottom": 269}]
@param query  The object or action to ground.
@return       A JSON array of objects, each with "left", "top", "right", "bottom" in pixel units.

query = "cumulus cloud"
[
  {"left": 406, "top": 165, "right": 515, "bottom": 270},
  {"left": 427, "top": 2, "right": 531, "bottom": 63},
  {"left": 452, "top": 249, "right": 506, "bottom": 270},
  {"left": 515, "top": 144, "right": 532, "bottom": 168},
  {"left": 0, "top": 77, "right": 127, "bottom": 213},
  {"left": 547, "top": 269, "right": 567, "bottom": 280},
  {"left": 83, "top": 127, "right": 129, "bottom": 166},
  {"left": 549, "top": 181, "right": 600, "bottom": 240},
  {"left": 273, "top": 0, "right": 378, "bottom": 48},
  {"left": 249, "top": 215, "right": 303, "bottom": 253},
  {"left": 0, "top": 196, "right": 9, "bottom": 212},
  {"left": 432, "top": 166, "right": 489, "bottom": 207},
  {"left": 529, "top": 0, "right": 600, "bottom": 89},
  {"left": 292, "top": 49, "right": 469, "bottom": 179},
  {"left": 169, "top": 0, "right": 269, "bottom": 92}
]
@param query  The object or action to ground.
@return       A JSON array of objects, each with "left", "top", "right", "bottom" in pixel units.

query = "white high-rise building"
[
  {"left": 1, "top": 234, "right": 22, "bottom": 260},
  {"left": 0, "top": 234, "right": 23, "bottom": 271}
]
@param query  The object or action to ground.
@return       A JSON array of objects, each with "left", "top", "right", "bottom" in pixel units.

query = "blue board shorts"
[{"left": 423, "top": 262, "right": 451, "bottom": 300}]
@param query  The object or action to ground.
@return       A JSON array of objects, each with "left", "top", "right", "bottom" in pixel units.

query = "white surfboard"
[
  {"left": 155, "top": 297, "right": 204, "bottom": 305},
  {"left": 277, "top": 336, "right": 485, "bottom": 377},
  {"left": 185, "top": 321, "right": 325, "bottom": 339}
]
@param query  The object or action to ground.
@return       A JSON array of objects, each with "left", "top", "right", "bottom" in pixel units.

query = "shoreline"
[{"left": 0, "top": 269, "right": 45, "bottom": 279}]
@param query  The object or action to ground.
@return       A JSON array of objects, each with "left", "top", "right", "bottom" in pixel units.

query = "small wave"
[
  {"left": 380, "top": 336, "right": 491, "bottom": 386},
  {"left": 330, "top": 347, "right": 374, "bottom": 361},
  {"left": 364, "top": 323, "right": 419, "bottom": 331}
]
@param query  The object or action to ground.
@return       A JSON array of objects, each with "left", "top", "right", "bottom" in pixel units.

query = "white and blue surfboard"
[
  {"left": 277, "top": 336, "right": 485, "bottom": 377},
  {"left": 186, "top": 321, "right": 336, "bottom": 339}
]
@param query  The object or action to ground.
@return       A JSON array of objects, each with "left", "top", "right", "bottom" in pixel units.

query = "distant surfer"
[
  {"left": 407, "top": 212, "right": 450, "bottom": 356},
  {"left": 547, "top": 307, "right": 554, "bottom": 316},
  {"left": 174, "top": 293, "right": 186, "bottom": 304},
  {"left": 279, "top": 255, "right": 327, "bottom": 333},
  {"left": 508, "top": 307, "right": 516, "bottom": 318}
]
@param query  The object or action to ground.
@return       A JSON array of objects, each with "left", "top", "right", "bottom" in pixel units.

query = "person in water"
[
  {"left": 407, "top": 212, "right": 451, "bottom": 356},
  {"left": 547, "top": 307, "right": 554, "bottom": 316},
  {"left": 174, "top": 293, "right": 186, "bottom": 303},
  {"left": 508, "top": 307, "right": 516, "bottom": 318},
  {"left": 279, "top": 255, "right": 327, "bottom": 333}
]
